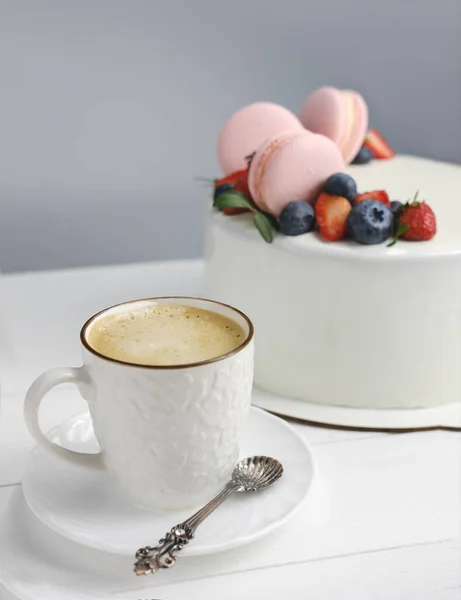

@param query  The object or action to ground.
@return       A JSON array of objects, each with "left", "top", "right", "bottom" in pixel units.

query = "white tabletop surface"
[{"left": 0, "top": 259, "right": 460, "bottom": 599}]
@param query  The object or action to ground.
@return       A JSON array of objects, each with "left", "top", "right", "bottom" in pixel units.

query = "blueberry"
[
  {"left": 351, "top": 146, "right": 374, "bottom": 165},
  {"left": 347, "top": 200, "right": 394, "bottom": 245},
  {"left": 390, "top": 201, "right": 403, "bottom": 234},
  {"left": 213, "top": 183, "right": 233, "bottom": 202},
  {"left": 391, "top": 200, "right": 403, "bottom": 214},
  {"left": 322, "top": 173, "right": 357, "bottom": 203},
  {"left": 279, "top": 201, "right": 315, "bottom": 236}
]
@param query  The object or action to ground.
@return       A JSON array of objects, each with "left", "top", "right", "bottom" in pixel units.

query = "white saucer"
[
  {"left": 22, "top": 407, "right": 315, "bottom": 557},
  {"left": 252, "top": 387, "right": 461, "bottom": 431}
]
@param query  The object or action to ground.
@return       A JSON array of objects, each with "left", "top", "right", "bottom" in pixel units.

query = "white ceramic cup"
[{"left": 24, "top": 297, "right": 254, "bottom": 510}]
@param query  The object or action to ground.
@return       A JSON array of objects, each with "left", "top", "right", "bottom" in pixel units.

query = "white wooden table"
[{"left": 1, "top": 260, "right": 460, "bottom": 599}]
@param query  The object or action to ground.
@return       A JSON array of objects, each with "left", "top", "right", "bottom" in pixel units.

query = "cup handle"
[{"left": 24, "top": 367, "right": 103, "bottom": 469}]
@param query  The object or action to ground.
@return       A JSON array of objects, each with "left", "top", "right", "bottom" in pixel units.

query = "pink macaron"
[
  {"left": 299, "top": 87, "right": 368, "bottom": 164},
  {"left": 217, "top": 102, "right": 303, "bottom": 175},
  {"left": 248, "top": 130, "right": 345, "bottom": 216}
]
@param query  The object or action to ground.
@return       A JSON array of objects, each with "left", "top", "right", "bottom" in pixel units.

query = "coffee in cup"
[{"left": 87, "top": 304, "right": 246, "bottom": 366}]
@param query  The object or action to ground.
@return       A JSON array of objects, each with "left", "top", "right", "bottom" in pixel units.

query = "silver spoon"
[{"left": 134, "top": 455, "right": 283, "bottom": 575}]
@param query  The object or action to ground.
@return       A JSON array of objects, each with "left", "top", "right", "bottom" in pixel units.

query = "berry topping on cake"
[
  {"left": 279, "top": 201, "right": 315, "bottom": 236},
  {"left": 347, "top": 200, "right": 394, "bottom": 245},
  {"left": 363, "top": 129, "right": 395, "bottom": 160},
  {"left": 351, "top": 146, "right": 374, "bottom": 164},
  {"left": 315, "top": 193, "right": 352, "bottom": 241},
  {"left": 322, "top": 173, "right": 357, "bottom": 203},
  {"left": 211, "top": 97, "right": 437, "bottom": 247},
  {"left": 354, "top": 190, "right": 391, "bottom": 207},
  {"left": 398, "top": 200, "right": 437, "bottom": 241}
]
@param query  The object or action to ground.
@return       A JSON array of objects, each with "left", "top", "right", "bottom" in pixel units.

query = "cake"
[{"left": 205, "top": 90, "right": 461, "bottom": 411}]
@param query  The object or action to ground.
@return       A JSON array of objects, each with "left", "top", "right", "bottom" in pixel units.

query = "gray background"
[{"left": 1, "top": 0, "right": 460, "bottom": 273}]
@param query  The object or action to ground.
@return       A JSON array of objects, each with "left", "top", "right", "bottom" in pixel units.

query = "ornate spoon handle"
[{"left": 134, "top": 482, "right": 236, "bottom": 575}]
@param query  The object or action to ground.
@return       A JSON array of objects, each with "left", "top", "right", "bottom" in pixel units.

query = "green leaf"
[
  {"left": 254, "top": 211, "right": 276, "bottom": 243},
  {"left": 387, "top": 223, "right": 409, "bottom": 247},
  {"left": 264, "top": 212, "right": 280, "bottom": 231},
  {"left": 214, "top": 191, "right": 254, "bottom": 211},
  {"left": 396, "top": 223, "right": 409, "bottom": 236}
]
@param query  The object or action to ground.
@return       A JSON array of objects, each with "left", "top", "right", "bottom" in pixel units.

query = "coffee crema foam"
[{"left": 87, "top": 305, "right": 246, "bottom": 366}]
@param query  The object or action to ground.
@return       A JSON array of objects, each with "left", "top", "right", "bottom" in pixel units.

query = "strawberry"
[
  {"left": 399, "top": 201, "right": 436, "bottom": 241},
  {"left": 315, "top": 193, "right": 352, "bottom": 241},
  {"left": 222, "top": 206, "right": 248, "bottom": 215},
  {"left": 363, "top": 129, "right": 395, "bottom": 159},
  {"left": 355, "top": 190, "right": 391, "bottom": 207},
  {"left": 214, "top": 170, "right": 248, "bottom": 187},
  {"left": 214, "top": 169, "right": 251, "bottom": 215}
]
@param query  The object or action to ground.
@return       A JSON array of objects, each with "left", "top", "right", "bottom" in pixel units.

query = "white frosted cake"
[{"left": 206, "top": 156, "right": 461, "bottom": 410}]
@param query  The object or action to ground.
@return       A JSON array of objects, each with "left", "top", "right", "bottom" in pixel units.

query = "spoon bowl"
[{"left": 231, "top": 456, "right": 283, "bottom": 492}]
